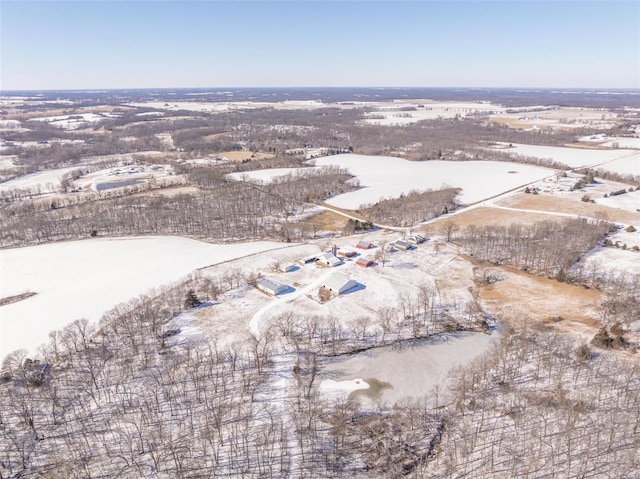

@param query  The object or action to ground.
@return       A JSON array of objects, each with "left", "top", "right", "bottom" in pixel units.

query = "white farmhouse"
[
  {"left": 322, "top": 273, "right": 358, "bottom": 295},
  {"left": 256, "top": 277, "right": 289, "bottom": 296},
  {"left": 317, "top": 252, "right": 342, "bottom": 267}
]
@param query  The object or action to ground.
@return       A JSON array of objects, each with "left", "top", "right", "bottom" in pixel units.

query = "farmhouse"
[
  {"left": 356, "top": 240, "right": 374, "bottom": 250},
  {"left": 356, "top": 256, "right": 374, "bottom": 268},
  {"left": 322, "top": 273, "right": 358, "bottom": 295},
  {"left": 256, "top": 277, "right": 289, "bottom": 296},
  {"left": 394, "top": 239, "right": 412, "bottom": 250},
  {"left": 317, "top": 252, "right": 342, "bottom": 267}
]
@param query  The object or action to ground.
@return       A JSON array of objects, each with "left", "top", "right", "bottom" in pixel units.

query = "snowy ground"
[
  {"left": 27, "top": 112, "right": 120, "bottom": 129},
  {"left": 594, "top": 152, "right": 640, "bottom": 178},
  {"left": 594, "top": 189, "right": 640, "bottom": 213},
  {"left": 0, "top": 166, "right": 83, "bottom": 193},
  {"left": 362, "top": 101, "right": 504, "bottom": 125},
  {"left": 576, "top": 244, "right": 640, "bottom": 280},
  {"left": 227, "top": 167, "right": 321, "bottom": 184},
  {"left": 309, "top": 154, "right": 555, "bottom": 208},
  {"left": 600, "top": 137, "right": 640, "bottom": 149},
  {"left": 490, "top": 143, "right": 637, "bottom": 169},
  {"left": 0, "top": 236, "right": 288, "bottom": 359},
  {"left": 490, "top": 107, "right": 618, "bottom": 130}
]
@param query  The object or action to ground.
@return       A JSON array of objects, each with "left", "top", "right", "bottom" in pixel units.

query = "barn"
[
  {"left": 256, "top": 277, "right": 289, "bottom": 296},
  {"left": 322, "top": 273, "right": 358, "bottom": 295},
  {"left": 356, "top": 256, "right": 374, "bottom": 268},
  {"left": 356, "top": 240, "right": 374, "bottom": 250},
  {"left": 337, "top": 248, "right": 357, "bottom": 258}
]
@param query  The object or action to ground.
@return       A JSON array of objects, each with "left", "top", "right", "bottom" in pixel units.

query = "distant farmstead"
[
  {"left": 322, "top": 273, "right": 358, "bottom": 295},
  {"left": 256, "top": 277, "right": 289, "bottom": 296}
]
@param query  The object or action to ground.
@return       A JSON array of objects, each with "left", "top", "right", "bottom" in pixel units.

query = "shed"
[
  {"left": 394, "top": 239, "right": 411, "bottom": 251},
  {"left": 256, "top": 277, "right": 289, "bottom": 296},
  {"left": 356, "top": 256, "right": 374, "bottom": 268},
  {"left": 317, "top": 252, "right": 342, "bottom": 267},
  {"left": 356, "top": 240, "right": 374, "bottom": 250},
  {"left": 300, "top": 255, "right": 319, "bottom": 265},
  {"left": 337, "top": 248, "right": 357, "bottom": 258},
  {"left": 407, "top": 234, "right": 427, "bottom": 244},
  {"left": 280, "top": 264, "right": 297, "bottom": 273},
  {"left": 322, "top": 273, "right": 358, "bottom": 295}
]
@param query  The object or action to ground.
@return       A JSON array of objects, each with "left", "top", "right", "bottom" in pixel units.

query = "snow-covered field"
[
  {"left": 491, "top": 108, "right": 618, "bottom": 130},
  {"left": 310, "top": 154, "right": 554, "bottom": 208},
  {"left": 577, "top": 245, "right": 640, "bottom": 280},
  {"left": 595, "top": 152, "right": 640, "bottom": 178},
  {"left": 363, "top": 101, "right": 504, "bottom": 125},
  {"left": 595, "top": 189, "right": 640, "bottom": 213},
  {"left": 0, "top": 166, "right": 82, "bottom": 193},
  {"left": 28, "top": 112, "right": 119, "bottom": 129},
  {"left": 601, "top": 137, "right": 640, "bottom": 149},
  {"left": 128, "top": 99, "right": 347, "bottom": 113},
  {"left": 0, "top": 236, "right": 287, "bottom": 359},
  {"left": 492, "top": 143, "right": 637, "bottom": 169},
  {"left": 227, "top": 167, "right": 321, "bottom": 184},
  {"left": 319, "top": 331, "right": 498, "bottom": 406}
]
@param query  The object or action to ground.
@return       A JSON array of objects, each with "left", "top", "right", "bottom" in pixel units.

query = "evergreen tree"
[{"left": 184, "top": 289, "right": 201, "bottom": 309}]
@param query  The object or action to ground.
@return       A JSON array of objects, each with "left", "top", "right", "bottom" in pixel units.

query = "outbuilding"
[
  {"left": 256, "top": 277, "right": 289, "bottom": 296},
  {"left": 394, "top": 239, "right": 412, "bottom": 250},
  {"left": 356, "top": 240, "right": 374, "bottom": 250},
  {"left": 322, "top": 273, "right": 358, "bottom": 295},
  {"left": 356, "top": 256, "right": 374, "bottom": 268},
  {"left": 337, "top": 248, "right": 357, "bottom": 258},
  {"left": 317, "top": 252, "right": 342, "bottom": 267}
]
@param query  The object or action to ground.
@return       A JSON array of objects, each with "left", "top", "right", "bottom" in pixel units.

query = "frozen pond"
[
  {"left": 318, "top": 330, "right": 499, "bottom": 407},
  {"left": 96, "top": 179, "right": 145, "bottom": 191}
]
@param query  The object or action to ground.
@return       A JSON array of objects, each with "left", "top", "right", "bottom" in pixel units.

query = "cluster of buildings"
[{"left": 254, "top": 234, "right": 427, "bottom": 300}]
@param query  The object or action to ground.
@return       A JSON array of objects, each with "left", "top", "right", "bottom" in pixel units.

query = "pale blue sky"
[{"left": 1, "top": 1, "right": 638, "bottom": 90}]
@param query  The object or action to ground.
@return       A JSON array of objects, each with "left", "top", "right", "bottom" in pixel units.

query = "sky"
[{"left": 1, "top": 0, "right": 639, "bottom": 90}]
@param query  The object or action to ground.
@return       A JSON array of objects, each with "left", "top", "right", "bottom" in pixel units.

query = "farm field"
[
  {"left": 309, "top": 154, "right": 554, "bottom": 208},
  {"left": 494, "top": 192, "right": 640, "bottom": 224},
  {"left": 0, "top": 236, "right": 287, "bottom": 358},
  {"left": 0, "top": 166, "right": 82, "bottom": 193},
  {"left": 491, "top": 142, "right": 637, "bottom": 169}
]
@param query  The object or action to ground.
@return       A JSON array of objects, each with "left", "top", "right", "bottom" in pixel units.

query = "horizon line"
[{"left": 2, "top": 86, "right": 640, "bottom": 93}]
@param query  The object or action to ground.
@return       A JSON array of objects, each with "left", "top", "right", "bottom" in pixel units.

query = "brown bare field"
[
  {"left": 476, "top": 264, "right": 602, "bottom": 337},
  {"left": 495, "top": 193, "right": 640, "bottom": 224},
  {"left": 137, "top": 185, "right": 200, "bottom": 198},
  {"left": 219, "top": 151, "right": 275, "bottom": 162},
  {"left": 421, "top": 206, "right": 560, "bottom": 233},
  {"left": 203, "top": 132, "right": 231, "bottom": 141},
  {"left": 295, "top": 211, "right": 349, "bottom": 234}
]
